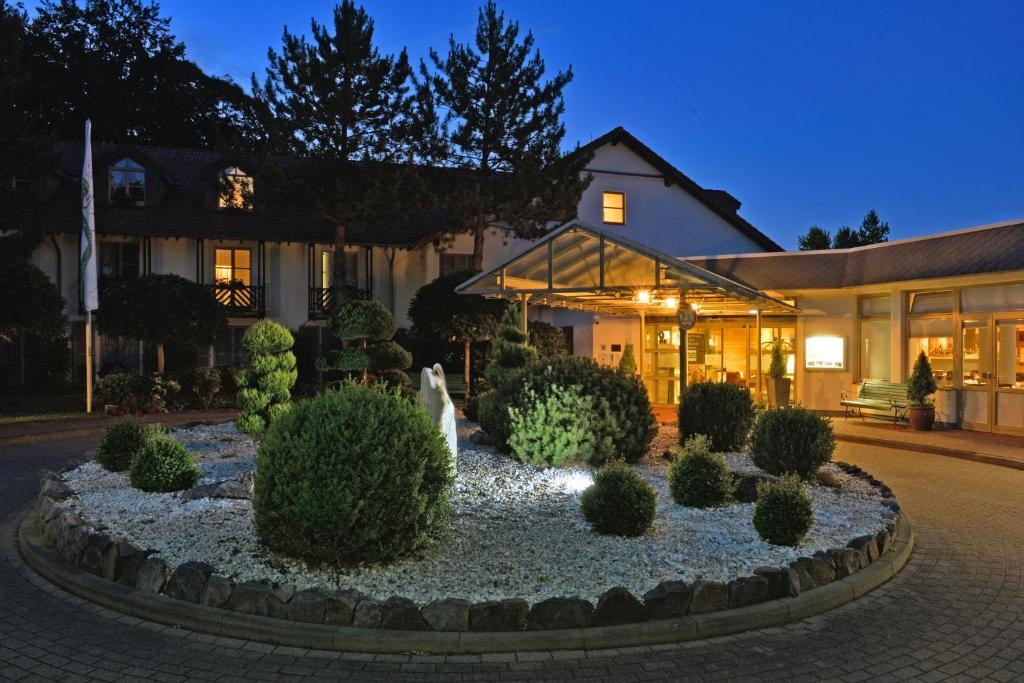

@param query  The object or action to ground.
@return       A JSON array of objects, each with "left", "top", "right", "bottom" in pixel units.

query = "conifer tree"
[
  {"left": 236, "top": 319, "right": 297, "bottom": 436},
  {"left": 797, "top": 226, "right": 831, "bottom": 250},
  {"left": 832, "top": 225, "right": 863, "bottom": 249},
  {"left": 423, "top": 1, "right": 592, "bottom": 269},
  {"left": 317, "top": 299, "right": 412, "bottom": 388},
  {"left": 484, "top": 303, "right": 537, "bottom": 391},
  {"left": 618, "top": 343, "right": 637, "bottom": 375},
  {"left": 858, "top": 209, "right": 890, "bottom": 245}
]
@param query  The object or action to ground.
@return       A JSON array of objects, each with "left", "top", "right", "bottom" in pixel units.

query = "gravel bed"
[{"left": 63, "top": 419, "right": 890, "bottom": 604}]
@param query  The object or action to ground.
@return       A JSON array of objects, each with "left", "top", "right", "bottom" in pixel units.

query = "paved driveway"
[{"left": 2, "top": 436, "right": 1023, "bottom": 682}]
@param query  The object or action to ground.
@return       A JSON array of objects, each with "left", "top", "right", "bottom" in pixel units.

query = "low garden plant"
[
  {"left": 580, "top": 461, "right": 656, "bottom": 537},
  {"left": 507, "top": 384, "right": 595, "bottom": 466},
  {"left": 749, "top": 406, "right": 835, "bottom": 479},
  {"left": 129, "top": 432, "right": 201, "bottom": 493},
  {"left": 678, "top": 381, "right": 754, "bottom": 452},
  {"left": 235, "top": 319, "right": 297, "bottom": 436},
  {"left": 752, "top": 474, "right": 814, "bottom": 546},
  {"left": 253, "top": 381, "right": 454, "bottom": 565},
  {"left": 188, "top": 366, "right": 222, "bottom": 409},
  {"left": 668, "top": 434, "right": 734, "bottom": 508},
  {"left": 94, "top": 420, "right": 152, "bottom": 472}
]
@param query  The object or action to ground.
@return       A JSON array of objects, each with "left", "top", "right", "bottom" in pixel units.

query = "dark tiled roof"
[
  {"left": 686, "top": 220, "right": 1024, "bottom": 290},
  {"left": 573, "top": 127, "right": 783, "bottom": 252},
  {"left": 1, "top": 141, "right": 448, "bottom": 247}
]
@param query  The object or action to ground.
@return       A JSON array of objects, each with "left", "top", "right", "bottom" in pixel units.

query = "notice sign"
[
  {"left": 805, "top": 336, "right": 845, "bottom": 370},
  {"left": 686, "top": 333, "right": 706, "bottom": 364}
]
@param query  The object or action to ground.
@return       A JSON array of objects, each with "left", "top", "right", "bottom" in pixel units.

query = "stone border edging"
[
  {"left": 836, "top": 433, "right": 1024, "bottom": 472},
  {"left": 17, "top": 510, "right": 914, "bottom": 654}
]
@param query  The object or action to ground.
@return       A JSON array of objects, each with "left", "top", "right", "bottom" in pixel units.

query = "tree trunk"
[
  {"left": 464, "top": 338, "right": 471, "bottom": 398},
  {"left": 156, "top": 343, "right": 165, "bottom": 374},
  {"left": 472, "top": 222, "right": 486, "bottom": 271}
]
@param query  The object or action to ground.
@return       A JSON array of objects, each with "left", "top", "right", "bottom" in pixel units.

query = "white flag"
[{"left": 80, "top": 119, "right": 98, "bottom": 312}]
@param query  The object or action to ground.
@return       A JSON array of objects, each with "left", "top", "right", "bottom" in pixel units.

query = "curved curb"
[{"left": 17, "top": 512, "right": 914, "bottom": 654}]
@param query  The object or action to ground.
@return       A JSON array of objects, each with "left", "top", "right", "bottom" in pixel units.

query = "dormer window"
[
  {"left": 219, "top": 166, "right": 253, "bottom": 209},
  {"left": 109, "top": 158, "right": 145, "bottom": 205}
]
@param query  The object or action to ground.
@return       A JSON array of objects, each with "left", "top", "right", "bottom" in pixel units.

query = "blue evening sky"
[{"left": 30, "top": 0, "right": 1024, "bottom": 249}]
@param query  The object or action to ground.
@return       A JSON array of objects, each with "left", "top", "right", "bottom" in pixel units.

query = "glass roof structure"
[{"left": 456, "top": 221, "right": 799, "bottom": 316}]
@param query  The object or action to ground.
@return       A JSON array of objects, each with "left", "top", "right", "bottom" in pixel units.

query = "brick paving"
[{"left": 1, "top": 435, "right": 1023, "bottom": 681}]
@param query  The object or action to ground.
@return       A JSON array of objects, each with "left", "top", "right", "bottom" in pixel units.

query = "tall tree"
[
  {"left": 25, "top": 0, "right": 262, "bottom": 148},
  {"left": 832, "top": 225, "right": 864, "bottom": 249},
  {"left": 424, "top": 1, "right": 591, "bottom": 269},
  {"left": 252, "top": 0, "right": 418, "bottom": 295},
  {"left": 858, "top": 209, "right": 890, "bottom": 245},
  {"left": 797, "top": 225, "right": 831, "bottom": 250}
]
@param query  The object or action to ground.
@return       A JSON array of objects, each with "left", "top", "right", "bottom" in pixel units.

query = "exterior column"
[
  {"left": 519, "top": 293, "right": 530, "bottom": 335},
  {"left": 638, "top": 310, "right": 645, "bottom": 378},
  {"left": 755, "top": 308, "right": 763, "bottom": 400}
]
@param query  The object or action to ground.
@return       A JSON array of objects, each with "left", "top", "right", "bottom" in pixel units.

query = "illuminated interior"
[{"left": 602, "top": 191, "right": 625, "bottom": 224}]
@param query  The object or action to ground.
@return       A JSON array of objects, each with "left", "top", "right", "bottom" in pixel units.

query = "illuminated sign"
[{"left": 805, "top": 336, "right": 845, "bottom": 370}]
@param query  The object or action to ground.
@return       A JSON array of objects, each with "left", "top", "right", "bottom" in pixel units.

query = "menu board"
[
  {"left": 805, "top": 336, "right": 845, "bottom": 370},
  {"left": 686, "top": 333, "right": 705, "bottom": 364}
]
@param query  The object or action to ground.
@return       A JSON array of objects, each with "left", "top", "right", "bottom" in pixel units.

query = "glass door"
[
  {"left": 960, "top": 318, "right": 992, "bottom": 429},
  {"left": 995, "top": 319, "right": 1024, "bottom": 433}
]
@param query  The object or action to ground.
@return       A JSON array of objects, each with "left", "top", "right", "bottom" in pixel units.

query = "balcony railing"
[
  {"left": 308, "top": 286, "right": 372, "bottom": 318},
  {"left": 207, "top": 283, "right": 265, "bottom": 317}
]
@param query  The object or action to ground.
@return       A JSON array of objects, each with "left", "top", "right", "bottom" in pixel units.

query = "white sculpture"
[{"left": 420, "top": 364, "right": 458, "bottom": 469}]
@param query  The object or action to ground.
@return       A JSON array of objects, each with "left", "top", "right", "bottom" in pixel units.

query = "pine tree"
[
  {"left": 907, "top": 350, "right": 937, "bottom": 406},
  {"left": 484, "top": 304, "right": 537, "bottom": 391},
  {"left": 423, "top": 1, "right": 592, "bottom": 269},
  {"left": 618, "top": 343, "right": 637, "bottom": 375},
  {"left": 797, "top": 226, "right": 831, "bottom": 250},
  {"left": 858, "top": 209, "right": 890, "bottom": 245},
  {"left": 832, "top": 225, "right": 864, "bottom": 249}
]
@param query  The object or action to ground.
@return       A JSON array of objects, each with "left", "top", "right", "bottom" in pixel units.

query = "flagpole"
[{"left": 85, "top": 309, "right": 93, "bottom": 413}]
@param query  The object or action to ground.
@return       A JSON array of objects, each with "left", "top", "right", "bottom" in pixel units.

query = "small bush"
[
  {"left": 907, "top": 350, "right": 937, "bottom": 406},
  {"left": 678, "top": 381, "right": 754, "bottom": 452},
  {"left": 528, "top": 321, "right": 568, "bottom": 359},
  {"left": 129, "top": 433, "right": 200, "bottom": 493},
  {"left": 94, "top": 372, "right": 180, "bottom": 414},
  {"left": 254, "top": 381, "right": 454, "bottom": 564},
  {"left": 235, "top": 320, "right": 296, "bottom": 437},
  {"left": 95, "top": 420, "right": 151, "bottom": 472},
  {"left": 617, "top": 343, "right": 637, "bottom": 375},
  {"left": 750, "top": 406, "right": 835, "bottom": 480},
  {"left": 753, "top": 474, "right": 814, "bottom": 546},
  {"left": 189, "top": 367, "right": 222, "bottom": 409},
  {"left": 669, "top": 434, "right": 734, "bottom": 508},
  {"left": 463, "top": 393, "right": 481, "bottom": 422},
  {"left": 507, "top": 384, "right": 596, "bottom": 466},
  {"left": 477, "top": 390, "right": 510, "bottom": 446},
  {"left": 580, "top": 462, "right": 657, "bottom": 537}
]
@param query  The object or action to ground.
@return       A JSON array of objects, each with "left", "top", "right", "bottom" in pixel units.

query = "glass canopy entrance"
[{"left": 457, "top": 220, "right": 800, "bottom": 397}]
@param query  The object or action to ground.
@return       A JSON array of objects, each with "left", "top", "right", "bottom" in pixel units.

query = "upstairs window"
[
  {"left": 602, "top": 191, "right": 626, "bottom": 224},
  {"left": 218, "top": 166, "right": 254, "bottom": 209},
  {"left": 109, "top": 158, "right": 145, "bottom": 205},
  {"left": 215, "top": 248, "right": 251, "bottom": 286},
  {"left": 439, "top": 252, "right": 474, "bottom": 277}
]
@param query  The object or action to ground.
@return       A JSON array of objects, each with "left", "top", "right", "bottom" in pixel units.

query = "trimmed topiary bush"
[
  {"left": 678, "top": 381, "right": 755, "bottom": 452},
  {"left": 507, "top": 384, "right": 596, "bottom": 466},
  {"left": 617, "top": 343, "right": 637, "bottom": 375},
  {"left": 907, "top": 350, "right": 937, "bottom": 406},
  {"left": 235, "top": 319, "right": 297, "bottom": 437},
  {"left": 512, "top": 356, "right": 657, "bottom": 464},
  {"left": 752, "top": 474, "right": 814, "bottom": 546},
  {"left": 95, "top": 420, "right": 151, "bottom": 472},
  {"left": 318, "top": 299, "right": 412, "bottom": 388},
  {"left": 669, "top": 434, "right": 734, "bottom": 508},
  {"left": 254, "top": 381, "right": 454, "bottom": 565},
  {"left": 580, "top": 462, "right": 656, "bottom": 537},
  {"left": 129, "top": 432, "right": 201, "bottom": 493},
  {"left": 484, "top": 304, "right": 537, "bottom": 392},
  {"left": 750, "top": 406, "right": 836, "bottom": 480}
]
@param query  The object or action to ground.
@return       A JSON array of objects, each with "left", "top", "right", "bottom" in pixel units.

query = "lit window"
[
  {"left": 602, "top": 191, "right": 625, "bottom": 224},
  {"left": 214, "top": 248, "right": 251, "bottom": 286},
  {"left": 322, "top": 250, "right": 359, "bottom": 288},
  {"left": 440, "top": 253, "right": 474, "bottom": 277},
  {"left": 219, "top": 166, "right": 253, "bottom": 209},
  {"left": 109, "top": 158, "right": 145, "bottom": 205}
]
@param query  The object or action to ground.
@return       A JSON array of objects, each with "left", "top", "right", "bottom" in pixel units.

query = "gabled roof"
[
  {"left": 686, "top": 219, "right": 1024, "bottom": 290},
  {"left": 574, "top": 127, "right": 783, "bottom": 252},
  {"left": 457, "top": 220, "right": 798, "bottom": 316}
]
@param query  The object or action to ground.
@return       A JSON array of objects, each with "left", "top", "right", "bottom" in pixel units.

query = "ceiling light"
[
  {"left": 636, "top": 290, "right": 651, "bottom": 304},
  {"left": 664, "top": 296, "right": 678, "bottom": 309}
]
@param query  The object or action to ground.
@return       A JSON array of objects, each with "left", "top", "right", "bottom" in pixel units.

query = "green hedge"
[
  {"left": 753, "top": 474, "right": 814, "bottom": 546},
  {"left": 129, "top": 433, "right": 200, "bottom": 493},
  {"left": 580, "top": 462, "right": 656, "bottom": 537},
  {"left": 750, "top": 406, "right": 835, "bottom": 480},
  {"left": 678, "top": 381, "right": 754, "bottom": 452},
  {"left": 253, "top": 382, "right": 454, "bottom": 564},
  {"left": 669, "top": 434, "right": 734, "bottom": 508}
]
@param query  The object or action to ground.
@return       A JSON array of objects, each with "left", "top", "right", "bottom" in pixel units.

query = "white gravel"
[{"left": 63, "top": 419, "right": 890, "bottom": 604}]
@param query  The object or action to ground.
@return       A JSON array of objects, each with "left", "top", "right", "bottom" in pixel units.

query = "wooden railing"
[
  {"left": 207, "top": 283, "right": 265, "bottom": 316},
  {"left": 308, "top": 286, "right": 371, "bottom": 318}
]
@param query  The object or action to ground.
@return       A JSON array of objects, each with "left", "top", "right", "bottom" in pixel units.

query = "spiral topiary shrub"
[
  {"left": 95, "top": 420, "right": 152, "bottom": 472},
  {"left": 752, "top": 474, "right": 814, "bottom": 546},
  {"left": 234, "top": 319, "right": 296, "bottom": 437},
  {"left": 750, "top": 406, "right": 836, "bottom": 480},
  {"left": 580, "top": 462, "right": 657, "bottom": 537},
  {"left": 507, "top": 384, "right": 596, "bottom": 466},
  {"left": 669, "top": 434, "right": 734, "bottom": 508},
  {"left": 129, "top": 432, "right": 201, "bottom": 493},
  {"left": 317, "top": 299, "right": 411, "bottom": 388},
  {"left": 254, "top": 381, "right": 454, "bottom": 564},
  {"left": 678, "top": 380, "right": 754, "bottom": 452}
]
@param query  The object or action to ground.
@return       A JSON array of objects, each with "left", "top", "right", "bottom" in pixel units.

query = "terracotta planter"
[
  {"left": 767, "top": 377, "right": 791, "bottom": 408},
  {"left": 908, "top": 405, "right": 935, "bottom": 431}
]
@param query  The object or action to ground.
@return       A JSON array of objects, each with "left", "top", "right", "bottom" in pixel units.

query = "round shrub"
[
  {"left": 752, "top": 474, "right": 814, "bottom": 546},
  {"left": 95, "top": 420, "right": 151, "bottom": 472},
  {"left": 580, "top": 462, "right": 657, "bottom": 537},
  {"left": 750, "top": 406, "right": 836, "bottom": 480},
  {"left": 669, "top": 434, "right": 734, "bottom": 508},
  {"left": 129, "top": 433, "right": 200, "bottom": 493},
  {"left": 245, "top": 319, "right": 295, "bottom": 354},
  {"left": 507, "top": 384, "right": 596, "bottom": 466},
  {"left": 513, "top": 356, "right": 657, "bottom": 464},
  {"left": 254, "top": 381, "right": 454, "bottom": 564},
  {"left": 331, "top": 299, "right": 397, "bottom": 341},
  {"left": 678, "top": 381, "right": 755, "bottom": 452}
]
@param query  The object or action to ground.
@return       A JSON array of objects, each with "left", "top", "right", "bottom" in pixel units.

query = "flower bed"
[{"left": 32, "top": 418, "right": 903, "bottom": 632}]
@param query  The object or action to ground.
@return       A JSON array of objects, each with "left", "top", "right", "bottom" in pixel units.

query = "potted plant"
[
  {"left": 907, "top": 350, "right": 937, "bottom": 431},
  {"left": 766, "top": 342, "right": 791, "bottom": 407}
]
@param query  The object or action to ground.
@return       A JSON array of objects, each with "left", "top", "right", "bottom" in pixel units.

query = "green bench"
[{"left": 840, "top": 380, "right": 909, "bottom": 424}]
